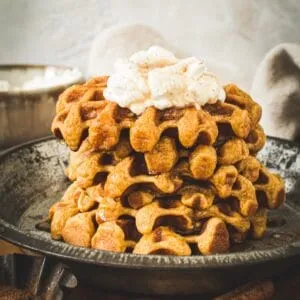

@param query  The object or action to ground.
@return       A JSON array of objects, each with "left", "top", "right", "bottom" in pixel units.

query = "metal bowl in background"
[{"left": 0, "top": 64, "right": 84, "bottom": 150}]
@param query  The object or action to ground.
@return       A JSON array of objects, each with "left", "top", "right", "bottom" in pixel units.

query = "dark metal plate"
[{"left": 0, "top": 136, "right": 300, "bottom": 296}]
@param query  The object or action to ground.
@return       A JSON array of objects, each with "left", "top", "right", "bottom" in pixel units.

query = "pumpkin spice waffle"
[
  {"left": 224, "top": 84, "right": 262, "bottom": 129},
  {"left": 48, "top": 64, "right": 285, "bottom": 256},
  {"left": 53, "top": 79, "right": 258, "bottom": 153},
  {"left": 49, "top": 161, "right": 284, "bottom": 254}
]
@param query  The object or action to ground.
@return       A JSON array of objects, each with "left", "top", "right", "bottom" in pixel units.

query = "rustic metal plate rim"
[{"left": 0, "top": 136, "right": 299, "bottom": 270}]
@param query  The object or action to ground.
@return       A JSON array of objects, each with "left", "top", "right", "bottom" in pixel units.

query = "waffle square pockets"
[{"left": 49, "top": 75, "right": 284, "bottom": 256}]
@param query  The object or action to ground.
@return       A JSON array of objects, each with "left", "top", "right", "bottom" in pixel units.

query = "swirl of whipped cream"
[{"left": 104, "top": 46, "right": 225, "bottom": 115}]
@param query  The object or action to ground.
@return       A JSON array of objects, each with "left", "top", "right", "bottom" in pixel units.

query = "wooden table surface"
[{"left": 0, "top": 240, "right": 23, "bottom": 255}]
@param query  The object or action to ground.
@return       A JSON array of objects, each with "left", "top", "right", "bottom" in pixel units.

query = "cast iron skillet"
[{"left": 0, "top": 136, "right": 300, "bottom": 296}]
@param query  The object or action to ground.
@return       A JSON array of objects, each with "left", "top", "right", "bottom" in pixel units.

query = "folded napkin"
[{"left": 252, "top": 43, "right": 300, "bottom": 141}]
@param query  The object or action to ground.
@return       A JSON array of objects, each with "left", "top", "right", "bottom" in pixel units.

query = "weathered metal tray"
[{"left": 0, "top": 136, "right": 300, "bottom": 296}]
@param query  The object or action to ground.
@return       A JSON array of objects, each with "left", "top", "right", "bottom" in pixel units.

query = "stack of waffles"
[{"left": 49, "top": 76, "right": 285, "bottom": 256}]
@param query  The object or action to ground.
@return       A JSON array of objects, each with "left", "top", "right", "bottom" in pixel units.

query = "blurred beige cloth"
[{"left": 252, "top": 43, "right": 300, "bottom": 141}]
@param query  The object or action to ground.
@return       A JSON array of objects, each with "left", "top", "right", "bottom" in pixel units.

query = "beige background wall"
[{"left": 1, "top": 0, "right": 300, "bottom": 89}]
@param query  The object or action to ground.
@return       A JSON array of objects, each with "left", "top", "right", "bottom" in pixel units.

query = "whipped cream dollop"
[{"left": 104, "top": 46, "right": 225, "bottom": 115}]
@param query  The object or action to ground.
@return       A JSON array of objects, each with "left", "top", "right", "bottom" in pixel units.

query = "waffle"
[
  {"left": 203, "top": 102, "right": 251, "bottom": 138},
  {"left": 67, "top": 135, "right": 133, "bottom": 187},
  {"left": 130, "top": 106, "right": 218, "bottom": 152},
  {"left": 92, "top": 220, "right": 139, "bottom": 252},
  {"left": 95, "top": 194, "right": 251, "bottom": 236},
  {"left": 96, "top": 197, "right": 136, "bottom": 224},
  {"left": 230, "top": 175, "right": 258, "bottom": 217},
  {"left": 68, "top": 135, "right": 183, "bottom": 188},
  {"left": 195, "top": 203, "right": 251, "bottom": 233},
  {"left": 61, "top": 210, "right": 96, "bottom": 247},
  {"left": 134, "top": 217, "right": 230, "bottom": 256},
  {"left": 123, "top": 184, "right": 214, "bottom": 210},
  {"left": 167, "top": 144, "right": 217, "bottom": 181},
  {"left": 210, "top": 166, "right": 238, "bottom": 198},
  {"left": 178, "top": 184, "right": 215, "bottom": 210},
  {"left": 54, "top": 77, "right": 107, "bottom": 114},
  {"left": 184, "top": 217, "right": 230, "bottom": 255},
  {"left": 144, "top": 136, "right": 179, "bottom": 174},
  {"left": 52, "top": 79, "right": 263, "bottom": 154},
  {"left": 250, "top": 208, "right": 268, "bottom": 239},
  {"left": 254, "top": 166, "right": 285, "bottom": 209},
  {"left": 218, "top": 138, "right": 249, "bottom": 165},
  {"left": 135, "top": 200, "right": 195, "bottom": 234},
  {"left": 133, "top": 226, "right": 192, "bottom": 255},
  {"left": 49, "top": 182, "right": 99, "bottom": 239},
  {"left": 52, "top": 77, "right": 109, "bottom": 150},
  {"left": 245, "top": 124, "right": 266, "bottom": 154},
  {"left": 224, "top": 84, "right": 262, "bottom": 129},
  {"left": 48, "top": 76, "right": 286, "bottom": 256},
  {"left": 52, "top": 80, "right": 219, "bottom": 153},
  {"left": 103, "top": 157, "right": 182, "bottom": 198}
]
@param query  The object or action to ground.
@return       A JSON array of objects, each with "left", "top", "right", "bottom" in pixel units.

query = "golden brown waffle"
[
  {"left": 195, "top": 203, "right": 250, "bottom": 233},
  {"left": 218, "top": 138, "right": 249, "bottom": 165},
  {"left": 236, "top": 157, "right": 261, "bottom": 183},
  {"left": 123, "top": 183, "right": 215, "bottom": 211},
  {"left": 134, "top": 218, "right": 230, "bottom": 256},
  {"left": 171, "top": 145, "right": 217, "bottom": 181},
  {"left": 250, "top": 208, "right": 268, "bottom": 239},
  {"left": 49, "top": 202, "right": 79, "bottom": 240},
  {"left": 203, "top": 101, "right": 251, "bottom": 138},
  {"left": 52, "top": 80, "right": 264, "bottom": 154},
  {"left": 91, "top": 220, "right": 139, "bottom": 252},
  {"left": 68, "top": 136, "right": 181, "bottom": 187},
  {"left": 184, "top": 217, "right": 230, "bottom": 255},
  {"left": 49, "top": 77, "right": 285, "bottom": 256},
  {"left": 177, "top": 184, "right": 215, "bottom": 210},
  {"left": 144, "top": 136, "right": 179, "bottom": 174},
  {"left": 67, "top": 136, "right": 133, "bottom": 187},
  {"left": 135, "top": 200, "right": 194, "bottom": 234},
  {"left": 125, "top": 190, "right": 155, "bottom": 209},
  {"left": 61, "top": 210, "right": 96, "bottom": 247},
  {"left": 254, "top": 166, "right": 285, "bottom": 209},
  {"left": 245, "top": 124, "right": 266, "bottom": 154},
  {"left": 52, "top": 77, "right": 110, "bottom": 150},
  {"left": 96, "top": 197, "right": 136, "bottom": 224},
  {"left": 56, "top": 76, "right": 108, "bottom": 113},
  {"left": 104, "top": 157, "right": 182, "bottom": 198},
  {"left": 230, "top": 175, "right": 258, "bottom": 217},
  {"left": 210, "top": 166, "right": 238, "bottom": 198},
  {"left": 130, "top": 106, "right": 218, "bottom": 152},
  {"left": 87, "top": 102, "right": 135, "bottom": 151},
  {"left": 49, "top": 182, "right": 98, "bottom": 239},
  {"left": 133, "top": 226, "right": 192, "bottom": 255},
  {"left": 52, "top": 79, "right": 263, "bottom": 153},
  {"left": 224, "top": 84, "right": 262, "bottom": 129}
]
